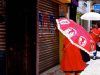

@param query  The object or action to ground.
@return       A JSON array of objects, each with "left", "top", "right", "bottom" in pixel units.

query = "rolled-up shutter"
[
  {"left": 0, "top": 0, "right": 6, "bottom": 75},
  {"left": 39, "top": 0, "right": 59, "bottom": 73}
]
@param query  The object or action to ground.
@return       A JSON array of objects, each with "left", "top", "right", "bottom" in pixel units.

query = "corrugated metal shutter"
[
  {"left": 0, "top": 0, "right": 6, "bottom": 75},
  {"left": 39, "top": 0, "right": 59, "bottom": 73}
]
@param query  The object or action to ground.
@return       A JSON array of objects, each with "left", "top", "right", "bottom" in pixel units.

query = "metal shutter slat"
[
  {"left": 0, "top": 1, "right": 6, "bottom": 74},
  {"left": 39, "top": 0, "right": 59, "bottom": 74}
]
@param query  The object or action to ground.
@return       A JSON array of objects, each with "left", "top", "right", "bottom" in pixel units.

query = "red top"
[
  {"left": 61, "top": 38, "right": 86, "bottom": 71},
  {"left": 91, "top": 28, "right": 100, "bottom": 44}
]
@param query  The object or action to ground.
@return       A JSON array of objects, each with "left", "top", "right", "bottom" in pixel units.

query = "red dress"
[
  {"left": 61, "top": 38, "right": 86, "bottom": 71},
  {"left": 91, "top": 28, "right": 100, "bottom": 44}
]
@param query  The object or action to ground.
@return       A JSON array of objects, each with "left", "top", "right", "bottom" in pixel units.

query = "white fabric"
[{"left": 81, "top": 12, "right": 100, "bottom": 20}]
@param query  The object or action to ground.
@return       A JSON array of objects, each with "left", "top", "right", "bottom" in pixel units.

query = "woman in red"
[
  {"left": 61, "top": 38, "right": 86, "bottom": 75},
  {"left": 89, "top": 22, "right": 100, "bottom": 60}
]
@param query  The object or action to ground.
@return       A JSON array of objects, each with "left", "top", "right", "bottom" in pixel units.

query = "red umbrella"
[{"left": 56, "top": 18, "right": 96, "bottom": 54}]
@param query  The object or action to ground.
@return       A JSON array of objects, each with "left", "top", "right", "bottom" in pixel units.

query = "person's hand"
[
  {"left": 54, "top": 26, "right": 56, "bottom": 30},
  {"left": 90, "top": 27, "right": 92, "bottom": 30},
  {"left": 91, "top": 30, "right": 93, "bottom": 33}
]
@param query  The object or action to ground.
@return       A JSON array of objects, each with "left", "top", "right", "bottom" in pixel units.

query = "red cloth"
[
  {"left": 91, "top": 28, "right": 100, "bottom": 44},
  {"left": 61, "top": 38, "right": 86, "bottom": 71}
]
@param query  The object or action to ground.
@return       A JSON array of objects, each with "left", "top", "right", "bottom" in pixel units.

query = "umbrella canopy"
[
  {"left": 56, "top": 18, "right": 96, "bottom": 54},
  {"left": 80, "top": 12, "right": 100, "bottom": 20}
]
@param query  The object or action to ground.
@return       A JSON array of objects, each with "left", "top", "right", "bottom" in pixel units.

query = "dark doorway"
[
  {"left": 6, "top": 0, "right": 37, "bottom": 75},
  {"left": 70, "top": 4, "right": 77, "bottom": 22}
]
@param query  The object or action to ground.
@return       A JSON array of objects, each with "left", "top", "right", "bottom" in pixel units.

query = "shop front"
[
  {"left": 37, "top": 0, "right": 71, "bottom": 74},
  {"left": 37, "top": 0, "right": 80, "bottom": 75},
  {"left": 38, "top": 0, "right": 59, "bottom": 74}
]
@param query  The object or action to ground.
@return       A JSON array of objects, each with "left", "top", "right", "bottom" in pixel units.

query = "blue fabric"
[
  {"left": 93, "top": 49, "right": 97, "bottom": 57},
  {"left": 93, "top": 44, "right": 98, "bottom": 57}
]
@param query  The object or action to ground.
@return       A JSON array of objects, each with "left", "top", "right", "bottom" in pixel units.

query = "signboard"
[
  {"left": 94, "top": 5, "right": 100, "bottom": 10},
  {"left": 59, "top": 0, "right": 71, "bottom": 3},
  {"left": 52, "top": 0, "right": 78, "bottom": 6},
  {"left": 51, "top": 0, "right": 71, "bottom": 4},
  {"left": 59, "top": 4, "right": 67, "bottom": 18},
  {"left": 83, "top": 1, "right": 87, "bottom": 7},
  {"left": 72, "top": 0, "right": 78, "bottom": 7}
]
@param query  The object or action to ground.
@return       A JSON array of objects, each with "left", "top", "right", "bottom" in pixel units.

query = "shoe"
[{"left": 93, "top": 56, "right": 96, "bottom": 60}]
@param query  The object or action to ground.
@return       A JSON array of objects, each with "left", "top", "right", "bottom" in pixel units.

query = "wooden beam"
[{"left": 51, "top": 0, "right": 64, "bottom": 4}]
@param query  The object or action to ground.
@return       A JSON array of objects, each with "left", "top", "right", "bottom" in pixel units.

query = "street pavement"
[
  {"left": 80, "top": 51, "right": 100, "bottom": 75},
  {"left": 40, "top": 51, "right": 100, "bottom": 75}
]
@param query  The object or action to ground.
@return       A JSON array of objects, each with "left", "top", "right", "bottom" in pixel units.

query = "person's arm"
[
  {"left": 91, "top": 30, "right": 99, "bottom": 36},
  {"left": 93, "top": 32, "right": 99, "bottom": 36}
]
